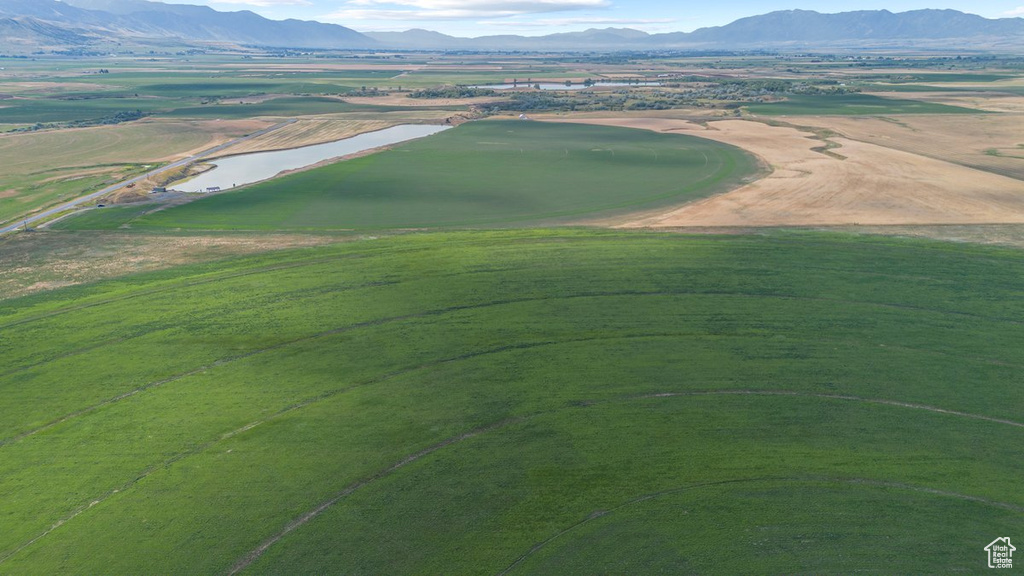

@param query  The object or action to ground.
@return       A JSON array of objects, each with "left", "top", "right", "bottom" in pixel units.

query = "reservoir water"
[{"left": 180, "top": 124, "right": 450, "bottom": 193}]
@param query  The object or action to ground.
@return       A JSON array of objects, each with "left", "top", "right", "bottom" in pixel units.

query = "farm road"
[{"left": 0, "top": 119, "right": 297, "bottom": 235}]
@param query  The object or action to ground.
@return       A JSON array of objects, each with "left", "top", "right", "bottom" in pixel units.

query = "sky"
[{"left": 184, "top": 0, "right": 1024, "bottom": 36}]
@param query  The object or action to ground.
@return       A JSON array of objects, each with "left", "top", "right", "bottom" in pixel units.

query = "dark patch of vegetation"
[
  {"left": 409, "top": 86, "right": 497, "bottom": 99},
  {"left": 13, "top": 109, "right": 148, "bottom": 132}
]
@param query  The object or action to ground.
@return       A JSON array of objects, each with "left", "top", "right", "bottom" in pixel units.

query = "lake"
[{"left": 180, "top": 124, "right": 450, "bottom": 193}]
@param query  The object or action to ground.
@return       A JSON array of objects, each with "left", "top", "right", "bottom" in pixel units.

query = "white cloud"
[
  {"left": 479, "top": 16, "right": 675, "bottom": 27},
  {"left": 1005, "top": 6, "right": 1024, "bottom": 16},
  {"left": 324, "top": 0, "right": 610, "bottom": 21},
  {"left": 325, "top": 8, "right": 524, "bottom": 20},
  {"left": 346, "top": 0, "right": 609, "bottom": 9},
  {"left": 210, "top": 0, "right": 312, "bottom": 6}
]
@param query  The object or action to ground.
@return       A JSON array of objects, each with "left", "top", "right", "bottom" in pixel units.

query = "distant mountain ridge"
[
  {"left": 0, "top": 1, "right": 1022, "bottom": 53},
  {"left": 0, "top": 0, "right": 378, "bottom": 51},
  {"left": 369, "top": 9, "right": 1024, "bottom": 50}
]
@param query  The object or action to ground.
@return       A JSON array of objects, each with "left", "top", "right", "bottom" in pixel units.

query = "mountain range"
[{"left": 1, "top": 0, "right": 1023, "bottom": 53}]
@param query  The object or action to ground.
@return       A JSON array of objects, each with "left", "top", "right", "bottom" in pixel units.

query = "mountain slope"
[
  {"left": 1, "top": 2, "right": 1023, "bottom": 53},
  {"left": 661, "top": 9, "right": 1024, "bottom": 44},
  {"left": 370, "top": 9, "right": 1024, "bottom": 50},
  {"left": 0, "top": 0, "right": 378, "bottom": 50}
]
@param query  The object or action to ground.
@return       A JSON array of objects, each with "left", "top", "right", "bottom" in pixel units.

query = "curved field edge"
[
  {"left": 0, "top": 229, "right": 1021, "bottom": 574},
  {"left": 56, "top": 121, "right": 761, "bottom": 232}
]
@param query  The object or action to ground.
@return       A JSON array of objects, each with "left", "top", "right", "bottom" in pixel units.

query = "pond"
[{"left": 179, "top": 124, "right": 450, "bottom": 193}]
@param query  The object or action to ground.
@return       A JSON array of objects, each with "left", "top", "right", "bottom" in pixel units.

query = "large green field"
[
  {"left": 0, "top": 229, "right": 1021, "bottom": 573},
  {"left": 65, "top": 121, "right": 758, "bottom": 231}
]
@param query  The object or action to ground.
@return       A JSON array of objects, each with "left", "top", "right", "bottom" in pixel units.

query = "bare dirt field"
[
  {"left": 548, "top": 116, "right": 1024, "bottom": 227},
  {"left": 868, "top": 90, "right": 1024, "bottom": 114},
  {"left": 797, "top": 114, "right": 1024, "bottom": 181},
  {"left": 0, "top": 231, "right": 347, "bottom": 299},
  {"left": 216, "top": 119, "right": 398, "bottom": 155},
  {"left": 829, "top": 224, "right": 1024, "bottom": 249}
]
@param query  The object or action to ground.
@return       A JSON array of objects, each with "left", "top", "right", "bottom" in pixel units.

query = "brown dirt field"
[
  {"left": 829, "top": 224, "right": 1024, "bottom": 249},
  {"left": 214, "top": 119, "right": 398, "bottom": 156},
  {"left": 548, "top": 117, "right": 1024, "bottom": 227},
  {"left": 796, "top": 114, "right": 1024, "bottom": 181},
  {"left": 0, "top": 231, "right": 348, "bottom": 300},
  {"left": 156, "top": 118, "right": 275, "bottom": 158},
  {"left": 0, "top": 81, "right": 115, "bottom": 94},
  {"left": 867, "top": 91, "right": 1024, "bottom": 114}
]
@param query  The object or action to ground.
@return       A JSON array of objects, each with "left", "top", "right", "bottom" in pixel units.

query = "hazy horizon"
[{"left": 162, "top": 0, "right": 1024, "bottom": 36}]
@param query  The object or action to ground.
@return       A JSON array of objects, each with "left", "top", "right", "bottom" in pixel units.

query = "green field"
[
  {"left": 746, "top": 93, "right": 983, "bottom": 115},
  {"left": 0, "top": 120, "right": 255, "bottom": 227},
  {"left": 0, "top": 95, "right": 429, "bottom": 124},
  {"left": 62, "top": 121, "right": 758, "bottom": 231},
  {"left": 0, "top": 229, "right": 1021, "bottom": 573},
  {"left": 163, "top": 96, "right": 431, "bottom": 119}
]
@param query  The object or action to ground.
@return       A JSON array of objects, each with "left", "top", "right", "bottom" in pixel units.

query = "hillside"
[
  {"left": 1, "top": 2, "right": 1023, "bottom": 53},
  {"left": 0, "top": 0, "right": 377, "bottom": 51},
  {"left": 1, "top": 230, "right": 1022, "bottom": 572},
  {"left": 370, "top": 9, "right": 1024, "bottom": 50}
]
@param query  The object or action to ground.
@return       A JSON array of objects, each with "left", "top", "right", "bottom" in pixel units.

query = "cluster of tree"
[
  {"left": 408, "top": 86, "right": 496, "bottom": 99},
  {"left": 489, "top": 78, "right": 859, "bottom": 113},
  {"left": 492, "top": 92, "right": 692, "bottom": 113},
  {"left": 349, "top": 86, "right": 390, "bottom": 97},
  {"left": 14, "top": 109, "right": 147, "bottom": 133}
]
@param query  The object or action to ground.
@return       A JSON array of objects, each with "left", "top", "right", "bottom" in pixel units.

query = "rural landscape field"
[{"left": 2, "top": 0, "right": 1024, "bottom": 573}]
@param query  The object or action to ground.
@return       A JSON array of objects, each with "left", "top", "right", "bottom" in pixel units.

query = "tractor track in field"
[
  {"left": 227, "top": 387, "right": 1024, "bottom": 574},
  {"left": 5, "top": 370, "right": 1020, "bottom": 568},
  {"left": 630, "top": 390, "right": 1024, "bottom": 429},
  {"left": 0, "top": 278, "right": 399, "bottom": 381},
  {"left": 0, "top": 253, "right": 366, "bottom": 331},
  {"left": 5, "top": 286, "right": 1024, "bottom": 448},
  {"left": 225, "top": 417, "right": 525, "bottom": 575},
  {"left": 0, "top": 333, "right": 687, "bottom": 563},
  {"left": 8, "top": 323, "right": 1022, "bottom": 568},
  {"left": 495, "top": 475, "right": 1024, "bottom": 575}
]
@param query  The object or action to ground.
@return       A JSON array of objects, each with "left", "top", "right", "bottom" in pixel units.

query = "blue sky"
[{"left": 188, "top": 0, "right": 1024, "bottom": 36}]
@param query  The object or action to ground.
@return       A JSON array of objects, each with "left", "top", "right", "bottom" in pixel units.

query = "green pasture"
[
  {"left": 0, "top": 120, "right": 253, "bottom": 227},
  {"left": 746, "top": 93, "right": 983, "bottom": 115},
  {"left": 75, "top": 121, "right": 758, "bottom": 231},
  {"left": 48, "top": 204, "right": 155, "bottom": 230},
  {"left": 0, "top": 170, "right": 136, "bottom": 228},
  {"left": 0, "top": 95, "right": 428, "bottom": 124},
  {"left": 0, "top": 96, "right": 174, "bottom": 124},
  {"left": 164, "top": 96, "right": 430, "bottom": 119},
  {"left": 0, "top": 229, "right": 1021, "bottom": 574}
]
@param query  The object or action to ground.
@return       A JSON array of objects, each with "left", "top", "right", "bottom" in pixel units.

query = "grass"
[
  {"left": 0, "top": 97, "right": 174, "bottom": 124},
  {"left": 67, "top": 121, "right": 759, "bottom": 231},
  {"left": 0, "top": 120, "right": 254, "bottom": 227},
  {"left": 162, "top": 96, "right": 428, "bottom": 119},
  {"left": 746, "top": 93, "right": 984, "bottom": 115},
  {"left": 48, "top": 204, "right": 155, "bottom": 230},
  {"left": 0, "top": 229, "right": 1021, "bottom": 573}
]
